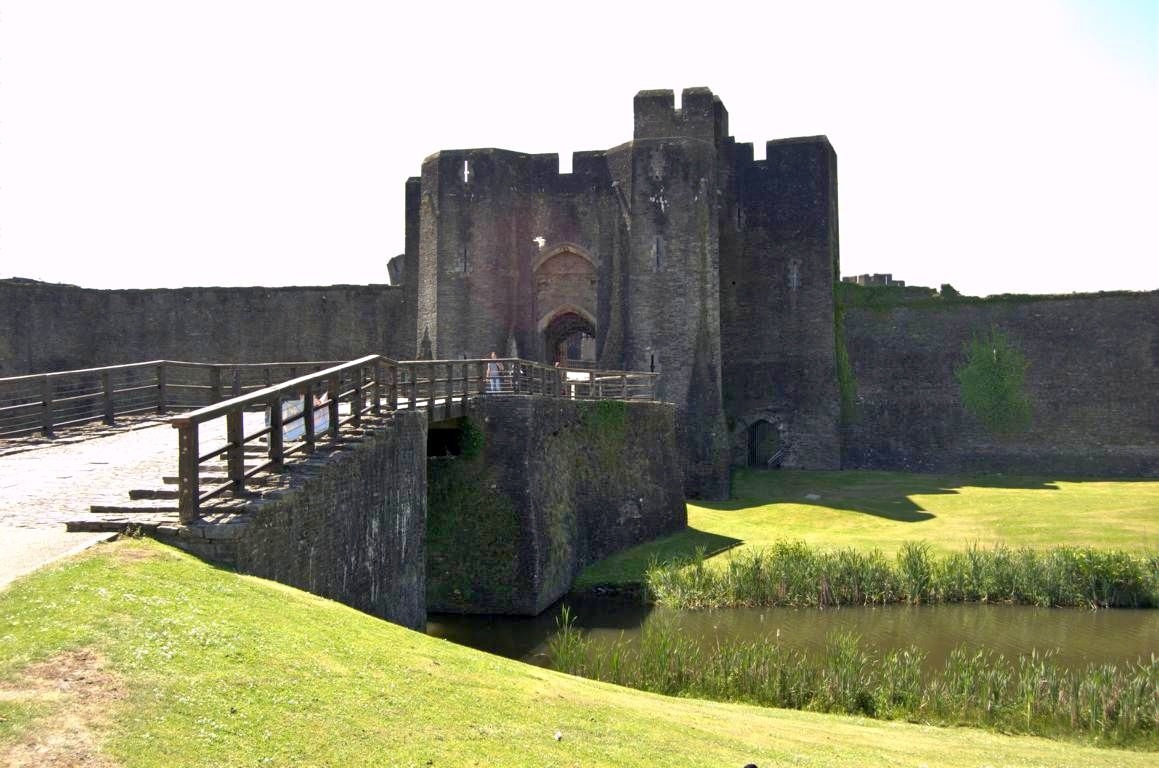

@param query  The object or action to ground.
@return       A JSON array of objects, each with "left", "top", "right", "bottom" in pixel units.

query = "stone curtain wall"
[
  {"left": 427, "top": 397, "right": 686, "bottom": 615},
  {"left": 841, "top": 292, "right": 1159, "bottom": 476},
  {"left": 0, "top": 280, "right": 411, "bottom": 376},
  {"left": 161, "top": 411, "right": 429, "bottom": 629}
]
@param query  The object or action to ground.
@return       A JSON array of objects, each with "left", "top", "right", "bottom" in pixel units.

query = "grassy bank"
[
  {"left": 577, "top": 469, "right": 1159, "bottom": 588},
  {"left": 549, "top": 616, "right": 1159, "bottom": 747},
  {"left": 647, "top": 541, "right": 1159, "bottom": 609},
  {"left": 3, "top": 540, "right": 1156, "bottom": 767}
]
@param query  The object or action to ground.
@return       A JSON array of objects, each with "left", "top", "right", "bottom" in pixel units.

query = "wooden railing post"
[
  {"left": 209, "top": 367, "right": 223, "bottom": 404},
  {"left": 302, "top": 385, "right": 316, "bottom": 450},
  {"left": 231, "top": 367, "right": 242, "bottom": 398},
  {"left": 156, "top": 363, "right": 168, "bottom": 413},
  {"left": 40, "top": 376, "right": 53, "bottom": 437},
  {"left": 226, "top": 409, "right": 245, "bottom": 494},
  {"left": 371, "top": 361, "right": 382, "bottom": 417},
  {"left": 268, "top": 393, "right": 284, "bottom": 469},
  {"left": 407, "top": 365, "right": 417, "bottom": 410},
  {"left": 352, "top": 366, "right": 364, "bottom": 427},
  {"left": 177, "top": 422, "right": 200, "bottom": 523},
  {"left": 327, "top": 376, "right": 340, "bottom": 439},
  {"left": 621, "top": 373, "right": 628, "bottom": 399},
  {"left": 101, "top": 370, "right": 115, "bottom": 425},
  {"left": 387, "top": 363, "right": 398, "bottom": 410},
  {"left": 445, "top": 361, "right": 453, "bottom": 416}
]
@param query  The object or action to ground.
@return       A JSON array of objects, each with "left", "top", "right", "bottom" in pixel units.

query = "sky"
[{"left": 0, "top": 0, "right": 1156, "bottom": 296}]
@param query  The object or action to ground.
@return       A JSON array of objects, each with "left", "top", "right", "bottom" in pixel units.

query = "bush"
[{"left": 955, "top": 327, "right": 1032, "bottom": 435}]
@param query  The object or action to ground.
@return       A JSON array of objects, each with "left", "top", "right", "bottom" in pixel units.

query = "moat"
[{"left": 427, "top": 598, "right": 1159, "bottom": 673}]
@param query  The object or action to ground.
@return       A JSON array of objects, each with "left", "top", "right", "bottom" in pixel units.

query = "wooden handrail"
[
  {"left": 170, "top": 355, "right": 392, "bottom": 522},
  {"left": 169, "top": 355, "right": 384, "bottom": 428},
  {"left": 0, "top": 359, "right": 351, "bottom": 384},
  {"left": 0, "top": 360, "right": 169, "bottom": 384},
  {"left": 4, "top": 353, "right": 661, "bottom": 519}
]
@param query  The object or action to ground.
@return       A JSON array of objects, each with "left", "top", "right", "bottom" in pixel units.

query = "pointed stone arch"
[
  {"left": 533, "top": 243, "right": 598, "bottom": 363},
  {"left": 532, "top": 241, "right": 597, "bottom": 274},
  {"left": 537, "top": 304, "right": 597, "bottom": 364},
  {"left": 730, "top": 412, "right": 791, "bottom": 468}
]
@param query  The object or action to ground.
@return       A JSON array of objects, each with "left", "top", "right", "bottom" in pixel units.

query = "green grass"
[
  {"left": 574, "top": 527, "right": 741, "bottom": 589},
  {"left": 579, "top": 469, "right": 1159, "bottom": 586},
  {"left": 3, "top": 540, "right": 1156, "bottom": 766}
]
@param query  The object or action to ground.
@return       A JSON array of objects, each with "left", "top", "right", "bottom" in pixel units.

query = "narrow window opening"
[
  {"left": 653, "top": 236, "right": 663, "bottom": 270},
  {"left": 787, "top": 259, "right": 802, "bottom": 290},
  {"left": 462, "top": 160, "right": 470, "bottom": 183},
  {"left": 736, "top": 205, "right": 743, "bottom": 230},
  {"left": 461, "top": 246, "right": 468, "bottom": 273},
  {"left": 650, "top": 354, "right": 655, "bottom": 373}
]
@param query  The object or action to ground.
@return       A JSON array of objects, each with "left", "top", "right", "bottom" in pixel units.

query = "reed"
[
  {"left": 646, "top": 541, "right": 1159, "bottom": 609},
  {"left": 546, "top": 619, "right": 1159, "bottom": 746}
]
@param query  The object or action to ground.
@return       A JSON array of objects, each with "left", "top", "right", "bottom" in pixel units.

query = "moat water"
[{"left": 427, "top": 598, "right": 1159, "bottom": 672}]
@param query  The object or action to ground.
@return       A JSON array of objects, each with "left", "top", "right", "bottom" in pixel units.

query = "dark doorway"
[
  {"left": 428, "top": 422, "right": 464, "bottom": 457},
  {"left": 543, "top": 312, "right": 596, "bottom": 365},
  {"left": 747, "top": 420, "right": 782, "bottom": 467}
]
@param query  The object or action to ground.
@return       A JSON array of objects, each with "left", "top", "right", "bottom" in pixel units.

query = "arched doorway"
[
  {"left": 747, "top": 419, "right": 782, "bottom": 468},
  {"left": 542, "top": 310, "right": 595, "bottom": 365},
  {"left": 533, "top": 243, "right": 597, "bottom": 364}
]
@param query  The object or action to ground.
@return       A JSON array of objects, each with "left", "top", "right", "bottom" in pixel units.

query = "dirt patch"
[
  {"left": 104, "top": 539, "right": 165, "bottom": 564},
  {"left": 0, "top": 649, "right": 125, "bottom": 767}
]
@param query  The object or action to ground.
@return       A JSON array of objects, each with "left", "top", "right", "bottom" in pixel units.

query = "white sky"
[{"left": 1, "top": 0, "right": 1156, "bottom": 295}]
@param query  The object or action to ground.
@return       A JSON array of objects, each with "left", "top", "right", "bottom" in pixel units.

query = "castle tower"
[
  {"left": 625, "top": 88, "right": 730, "bottom": 498},
  {"left": 405, "top": 86, "right": 838, "bottom": 499},
  {"left": 719, "top": 136, "right": 841, "bottom": 469}
]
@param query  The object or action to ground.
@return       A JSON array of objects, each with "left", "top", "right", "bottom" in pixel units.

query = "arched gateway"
[
  {"left": 533, "top": 243, "right": 598, "bottom": 364},
  {"left": 539, "top": 307, "right": 596, "bottom": 364}
]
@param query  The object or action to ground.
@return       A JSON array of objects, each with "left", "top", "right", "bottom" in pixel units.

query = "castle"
[
  {"left": 392, "top": 87, "right": 841, "bottom": 498},
  {"left": 3, "top": 87, "right": 1155, "bottom": 487}
]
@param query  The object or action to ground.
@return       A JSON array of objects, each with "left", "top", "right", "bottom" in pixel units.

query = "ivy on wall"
[
  {"left": 955, "top": 327, "right": 1032, "bottom": 435},
  {"left": 426, "top": 417, "right": 520, "bottom": 608},
  {"left": 833, "top": 285, "right": 858, "bottom": 424}
]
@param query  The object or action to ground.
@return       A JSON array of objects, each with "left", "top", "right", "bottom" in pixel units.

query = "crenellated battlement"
[
  {"left": 420, "top": 147, "right": 614, "bottom": 194},
  {"left": 634, "top": 87, "right": 728, "bottom": 144}
]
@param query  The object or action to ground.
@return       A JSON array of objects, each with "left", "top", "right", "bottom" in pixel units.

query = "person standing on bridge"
[{"left": 486, "top": 352, "right": 504, "bottom": 394}]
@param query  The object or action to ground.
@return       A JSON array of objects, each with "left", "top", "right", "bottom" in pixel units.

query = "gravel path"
[{"left": 0, "top": 416, "right": 239, "bottom": 590}]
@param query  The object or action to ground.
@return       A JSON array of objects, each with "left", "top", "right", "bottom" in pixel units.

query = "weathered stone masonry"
[
  {"left": 157, "top": 411, "right": 428, "bottom": 629},
  {"left": 842, "top": 292, "right": 1159, "bottom": 477},
  {"left": 0, "top": 281, "right": 411, "bottom": 376},
  {"left": 406, "top": 88, "right": 840, "bottom": 498},
  {"left": 426, "top": 396, "right": 686, "bottom": 615},
  {"left": 151, "top": 396, "right": 685, "bottom": 623}
]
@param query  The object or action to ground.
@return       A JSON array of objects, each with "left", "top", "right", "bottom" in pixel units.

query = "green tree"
[{"left": 955, "top": 328, "right": 1031, "bottom": 435}]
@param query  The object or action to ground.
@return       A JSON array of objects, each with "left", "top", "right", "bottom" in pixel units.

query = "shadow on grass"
[
  {"left": 707, "top": 468, "right": 1155, "bottom": 522},
  {"left": 572, "top": 526, "right": 743, "bottom": 590},
  {"left": 427, "top": 592, "right": 660, "bottom": 663}
]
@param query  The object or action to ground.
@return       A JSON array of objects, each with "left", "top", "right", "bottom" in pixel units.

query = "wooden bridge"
[{"left": 0, "top": 356, "right": 658, "bottom": 525}]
